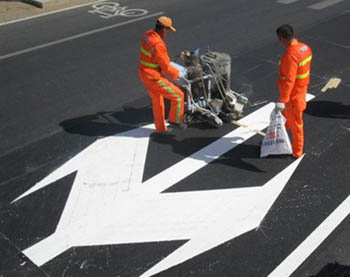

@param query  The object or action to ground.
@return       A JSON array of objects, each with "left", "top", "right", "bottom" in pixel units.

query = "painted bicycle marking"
[{"left": 88, "top": 2, "right": 148, "bottom": 19}]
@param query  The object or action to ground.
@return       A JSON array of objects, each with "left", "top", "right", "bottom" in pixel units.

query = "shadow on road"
[
  {"left": 154, "top": 135, "right": 266, "bottom": 173},
  {"left": 305, "top": 101, "right": 350, "bottom": 119},
  {"left": 60, "top": 105, "right": 154, "bottom": 137},
  {"left": 60, "top": 104, "right": 271, "bottom": 173},
  {"left": 310, "top": 262, "right": 350, "bottom": 277},
  {"left": 60, "top": 102, "right": 294, "bottom": 174}
]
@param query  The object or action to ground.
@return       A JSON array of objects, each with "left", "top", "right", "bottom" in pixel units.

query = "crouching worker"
[{"left": 138, "top": 16, "right": 187, "bottom": 136}]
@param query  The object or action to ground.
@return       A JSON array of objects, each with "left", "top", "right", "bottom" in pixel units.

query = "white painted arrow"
[
  {"left": 140, "top": 156, "right": 303, "bottom": 277},
  {"left": 15, "top": 94, "right": 314, "bottom": 276}
]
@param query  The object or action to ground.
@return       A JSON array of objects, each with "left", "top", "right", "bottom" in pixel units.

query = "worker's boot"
[
  {"left": 150, "top": 127, "right": 174, "bottom": 138},
  {"left": 169, "top": 122, "right": 188, "bottom": 129}
]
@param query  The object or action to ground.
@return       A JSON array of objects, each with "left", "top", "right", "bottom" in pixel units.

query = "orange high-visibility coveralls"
[
  {"left": 278, "top": 38, "right": 312, "bottom": 157},
  {"left": 138, "top": 30, "right": 184, "bottom": 133}
]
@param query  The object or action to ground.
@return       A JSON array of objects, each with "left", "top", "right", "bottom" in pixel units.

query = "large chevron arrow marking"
[
  {"left": 15, "top": 95, "right": 313, "bottom": 276},
  {"left": 139, "top": 157, "right": 303, "bottom": 277}
]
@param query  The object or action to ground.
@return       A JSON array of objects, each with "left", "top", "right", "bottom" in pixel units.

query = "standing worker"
[
  {"left": 275, "top": 24, "right": 312, "bottom": 158},
  {"left": 139, "top": 16, "right": 187, "bottom": 135}
]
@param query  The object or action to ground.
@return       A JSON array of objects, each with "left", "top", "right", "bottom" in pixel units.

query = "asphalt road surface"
[{"left": 1, "top": 0, "right": 350, "bottom": 276}]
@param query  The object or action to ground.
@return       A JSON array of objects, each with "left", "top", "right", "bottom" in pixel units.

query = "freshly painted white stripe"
[
  {"left": 140, "top": 157, "right": 304, "bottom": 277},
  {"left": 13, "top": 124, "right": 155, "bottom": 202},
  {"left": 308, "top": 0, "right": 345, "bottom": 10},
  {"left": 22, "top": 137, "right": 305, "bottom": 269},
  {"left": 268, "top": 195, "right": 350, "bottom": 277},
  {"left": 277, "top": 0, "right": 300, "bottom": 4},
  {"left": 306, "top": 93, "right": 315, "bottom": 102},
  {"left": 0, "top": 0, "right": 104, "bottom": 27},
  {"left": 138, "top": 102, "right": 275, "bottom": 195},
  {"left": 14, "top": 93, "right": 315, "bottom": 203},
  {"left": 139, "top": 93, "right": 315, "bottom": 195},
  {"left": 0, "top": 12, "right": 164, "bottom": 60},
  {"left": 18, "top": 94, "right": 315, "bottom": 272}
]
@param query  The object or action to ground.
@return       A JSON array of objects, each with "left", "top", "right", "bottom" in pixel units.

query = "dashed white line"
[
  {"left": 0, "top": 12, "right": 164, "bottom": 60},
  {"left": 277, "top": 0, "right": 345, "bottom": 9},
  {"left": 308, "top": 0, "right": 345, "bottom": 10},
  {"left": 268, "top": 195, "right": 350, "bottom": 277}
]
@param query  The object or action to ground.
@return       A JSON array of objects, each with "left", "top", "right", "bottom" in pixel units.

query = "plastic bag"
[{"left": 260, "top": 110, "right": 292, "bottom": 157}]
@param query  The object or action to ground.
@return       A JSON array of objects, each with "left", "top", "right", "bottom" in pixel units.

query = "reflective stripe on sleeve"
[
  {"left": 299, "top": 55, "right": 312, "bottom": 67},
  {"left": 140, "top": 47, "right": 151, "bottom": 57},
  {"left": 140, "top": 60, "right": 159, "bottom": 68},
  {"left": 296, "top": 70, "right": 310, "bottom": 79}
]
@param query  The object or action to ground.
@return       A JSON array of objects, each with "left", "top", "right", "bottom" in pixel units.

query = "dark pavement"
[{"left": 0, "top": 0, "right": 350, "bottom": 276}]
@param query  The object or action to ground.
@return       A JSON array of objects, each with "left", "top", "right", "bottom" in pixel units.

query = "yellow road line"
[{"left": 321, "top": 77, "right": 342, "bottom": 92}]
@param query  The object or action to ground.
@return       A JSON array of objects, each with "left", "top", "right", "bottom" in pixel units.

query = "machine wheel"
[
  {"left": 184, "top": 114, "right": 193, "bottom": 124},
  {"left": 206, "top": 113, "right": 223, "bottom": 127},
  {"left": 222, "top": 112, "right": 239, "bottom": 121}
]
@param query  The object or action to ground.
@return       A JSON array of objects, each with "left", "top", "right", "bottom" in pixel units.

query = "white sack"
[{"left": 260, "top": 111, "right": 292, "bottom": 158}]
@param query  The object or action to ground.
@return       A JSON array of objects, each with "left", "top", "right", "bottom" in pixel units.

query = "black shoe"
[
  {"left": 169, "top": 122, "right": 188, "bottom": 129},
  {"left": 150, "top": 127, "right": 174, "bottom": 138}
]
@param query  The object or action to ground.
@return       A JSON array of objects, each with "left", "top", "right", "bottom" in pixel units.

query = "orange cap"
[{"left": 158, "top": 16, "right": 176, "bottom": 32}]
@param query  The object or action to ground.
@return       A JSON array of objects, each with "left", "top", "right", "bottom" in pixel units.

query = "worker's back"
[{"left": 139, "top": 30, "right": 163, "bottom": 80}]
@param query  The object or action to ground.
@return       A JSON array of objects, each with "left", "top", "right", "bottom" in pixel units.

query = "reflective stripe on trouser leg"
[
  {"left": 291, "top": 114, "right": 304, "bottom": 157},
  {"left": 282, "top": 109, "right": 292, "bottom": 131},
  {"left": 157, "top": 79, "right": 183, "bottom": 124},
  {"left": 285, "top": 105, "right": 304, "bottom": 157},
  {"left": 141, "top": 77, "right": 184, "bottom": 132},
  {"left": 148, "top": 90, "right": 167, "bottom": 133}
]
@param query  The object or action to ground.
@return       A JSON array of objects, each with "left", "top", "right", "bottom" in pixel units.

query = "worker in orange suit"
[
  {"left": 275, "top": 24, "right": 312, "bottom": 158},
  {"left": 138, "top": 16, "right": 187, "bottom": 135}
]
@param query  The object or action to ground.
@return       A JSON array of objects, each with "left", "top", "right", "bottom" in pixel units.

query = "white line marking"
[
  {"left": 0, "top": 12, "right": 163, "bottom": 60},
  {"left": 308, "top": 0, "right": 345, "bottom": 10},
  {"left": 268, "top": 195, "right": 350, "bottom": 277},
  {"left": 18, "top": 95, "right": 316, "bottom": 274},
  {"left": 140, "top": 157, "right": 305, "bottom": 277},
  {"left": 138, "top": 94, "right": 315, "bottom": 196},
  {"left": 277, "top": 0, "right": 300, "bottom": 4},
  {"left": 17, "top": 101, "right": 306, "bottom": 272},
  {"left": 138, "top": 103, "right": 278, "bottom": 195},
  {"left": 0, "top": 0, "right": 103, "bottom": 27}
]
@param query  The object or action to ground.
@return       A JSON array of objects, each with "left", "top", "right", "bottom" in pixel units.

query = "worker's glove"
[
  {"left": 178, "top": 70, "right": 186, "bottom": 79},
  {"left": 179, "top": 50, "right": 190, "bottom": 61},
  {"left": 274, "top": 102, "right": 285, "bottom": 113},
  {"left": 176, "top": 71, "right": 187, "bottom": 87}
]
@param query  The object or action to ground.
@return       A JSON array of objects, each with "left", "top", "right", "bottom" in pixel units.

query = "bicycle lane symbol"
[{"left": 88, "top": 2, "right": 148, "bottom": 19}]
